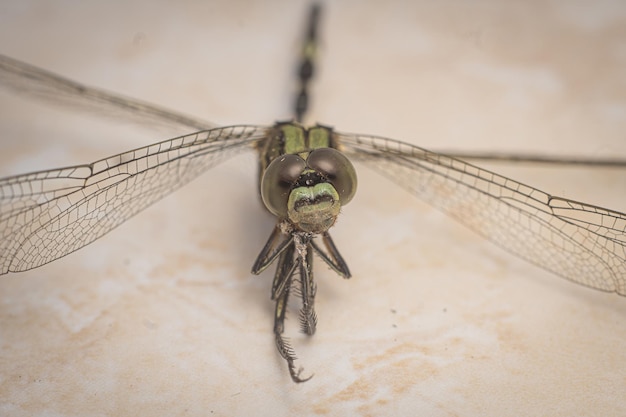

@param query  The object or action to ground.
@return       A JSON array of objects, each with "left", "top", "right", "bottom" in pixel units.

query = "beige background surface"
[{"left": 1, "top": 1, "right": 626, "bottom": 416}]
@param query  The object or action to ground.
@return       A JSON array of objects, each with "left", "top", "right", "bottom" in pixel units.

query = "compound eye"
[
  {"left": 261, "top": 154, "right": 306, "bottom": 217},
  {"left": 307, "top": 148, "right": 357, "bottom": 205}
]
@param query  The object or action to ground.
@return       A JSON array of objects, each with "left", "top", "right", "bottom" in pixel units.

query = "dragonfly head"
[{"left": 261, "top": 148, "right": 357, "bottom": 234}]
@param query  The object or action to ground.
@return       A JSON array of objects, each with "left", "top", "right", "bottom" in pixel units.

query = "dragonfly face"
[{"left": 259, "top": 123, "right": 357, "bottom": 233}]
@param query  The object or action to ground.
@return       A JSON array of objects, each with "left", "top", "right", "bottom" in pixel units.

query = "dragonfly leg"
[
  {"left": 272, "top": 241, "right": 313, "bottom": 383},
  {"left": 310, "top": 231, "right": 351, "bottom": 278},
  {"left": 297, "top": 239, "right": 317, "bottom": 336},
  {"left": 252, "top": 223, "right": 293, "bottom": 275}
]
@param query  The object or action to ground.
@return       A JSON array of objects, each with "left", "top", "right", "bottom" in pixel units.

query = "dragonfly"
[{"left": 1, "top": 3, "right": 625, "bottom": 383}]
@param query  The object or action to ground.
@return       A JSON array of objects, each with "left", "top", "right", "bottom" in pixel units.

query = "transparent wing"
[
  {"left": 337, "top": 132, "right": 626, "bottom": 295},
  {"left": 0, "top": 125, "right": 269, "bottom": 274},
  {"left": 4, "top": 54, "right": 626, "bottom": 167},
  {"left": 0, "top": 54, "right": 214, "bottom": 133}
]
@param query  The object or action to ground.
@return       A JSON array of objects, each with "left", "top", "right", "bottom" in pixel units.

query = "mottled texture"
[{"left": 1, "top": 1, "right": 625, "bottom": 416}]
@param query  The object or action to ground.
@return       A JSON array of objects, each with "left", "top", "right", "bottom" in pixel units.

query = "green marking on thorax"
[
  {"left": 281, "top": 123, "right": 332, "bottom": 156},
  {"left": 308, "top": 126, "right": 331, "bottom": 149},
  {"left": 282, "top": 124, "right": 306, "bottom": 155}
]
